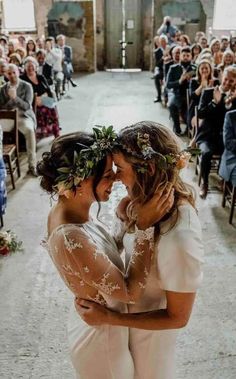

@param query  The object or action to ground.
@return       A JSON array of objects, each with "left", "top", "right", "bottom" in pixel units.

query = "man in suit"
[
  {"left": 166, "top": 46, "right": 196, "bottom": 135},
  {"left": 0, "top": 64, "right": 37, "bottom": 176},
  {"left": 197, "top": 66, "right": 236, "bottom": 198},
  {"left": 56, "top": 34, "right": 77, "bottom": 90},
  {"left": 219, "top": 110, "right": 236, "bottom": 186},
  {"left": 153, "top": 34, "right": 168, "bottom": 103},
  {"left": 36, "top": 49, "right": 53, "bottom": 86}
]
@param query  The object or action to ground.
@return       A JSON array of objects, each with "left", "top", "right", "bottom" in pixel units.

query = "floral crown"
[
  {"left": 54, "top": 125, "right": 117, "bottom": 195},
  {"left": 121, "top": 132, "right": 200, "bottom": 172}
]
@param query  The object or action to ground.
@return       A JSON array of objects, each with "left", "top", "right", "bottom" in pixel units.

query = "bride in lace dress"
[
  {"left": 37, "top": 129, "right": 173, "bottom": 379},
  {"left": 76, "top": 121, "right": 204, "bottom": 379}
]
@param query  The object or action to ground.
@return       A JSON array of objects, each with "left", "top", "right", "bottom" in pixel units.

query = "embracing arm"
[{"left": 76, "top": 291, "right": 196, "bottom": 330}]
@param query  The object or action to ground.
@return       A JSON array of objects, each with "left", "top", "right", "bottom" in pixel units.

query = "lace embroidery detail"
[
  {"left": 92, "top": 272, "right": 121, "bottom": 295},
  {"left": 93, "top": 249, "right": 110, "bottom": 262},
  {"left": 63, "top": 232, "right": 83, "bottom": 253},
  {"left": 62, "top": 264, "right": 81, "bottom": 278},
  {"left": 128, "top": 249, "right": 144, "bottom": 266},
  {"left": 135, "top": 226, "right": 155, "bottom": 245},
  {"left": 87, "top": 293, "right": 107, "bottom": 306}
]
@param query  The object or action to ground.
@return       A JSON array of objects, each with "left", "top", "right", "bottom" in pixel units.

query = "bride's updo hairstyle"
[
  {"left": 37, "top": 132, "right": 107, "bottom": 198},
  {"left": 117, "top": 121, "right": 195, "bottom": 228}
]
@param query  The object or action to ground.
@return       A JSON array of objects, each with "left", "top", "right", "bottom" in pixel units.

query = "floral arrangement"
[
  {"left": 0, "top": 230, "right": 23, "bottom": 256},
  {"left": 123, "top": 132, "right": 200, "bottom": 172},
  {"left": 54, "top": 125, "right": 117, "bottom": 196}
]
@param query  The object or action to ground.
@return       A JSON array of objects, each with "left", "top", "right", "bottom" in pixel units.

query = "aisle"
[{"left": 0, "top": 72, "right": 235, "bottom": 379}]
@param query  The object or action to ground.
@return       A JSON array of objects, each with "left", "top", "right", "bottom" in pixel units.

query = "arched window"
[{"left": 2, "top": 0, "right": 36, "bottom": 32}]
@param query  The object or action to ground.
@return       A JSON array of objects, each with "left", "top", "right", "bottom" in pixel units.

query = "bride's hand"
[
  {"left": 116, "top": 196, "right": 131, "bottom": 222},
  {"left": 75, "top": 298, "right": 111, "bottom": 326},
  {"left": 136, "top": 183, "right": 175, "bottom": 229}
]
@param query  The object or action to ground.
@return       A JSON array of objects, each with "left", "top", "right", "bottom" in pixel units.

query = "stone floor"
[{"left": 0, "top": 72, "right": 236, "bottom": 379}]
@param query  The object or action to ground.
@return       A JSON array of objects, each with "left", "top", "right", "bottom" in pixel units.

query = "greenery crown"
[
  {"left": 54, "top": 125, "right": 117, "bottom": 193},
  {"left": 122, "top": 132, "right": 201, "bottom": 172}
]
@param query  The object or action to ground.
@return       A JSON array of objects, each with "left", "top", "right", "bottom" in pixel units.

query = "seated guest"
[
  {"left": 0, "top": 45, "right": 6, "bottom": 60},
  {"left": 220, "top": 36, "right": 230, "bottom": 52},
  {"left": 45, "top": 37, "right": 63, "bottom": 98},
  {"left": 26, "top": 38, "right": 36, "bottom": 57},
  {"left": 219, "top": 109, "right": 236, "bottom": 186},
  {"left": 9, "top": 53, "right": 24, "bottom": 74},
  {"left": 21, "top": 57, "right": 60, "bottom": 139},
  {"left": 153, "top": 34, "right": 168, "bottom": 103},
  {"left": 0, "top": 64, "right": 37, "bottom": 176},
  {"left": 188, "top": 60, "right": 219, "bottom": 131},
  {"left": 199, "top": 36, "right": 209, "bottom": 49},
  {"left": 36, "top": 49, "right": 53, "bottom": 86},
  {"left": 0, "top": 124, "right": 7, "bottom": 221},
  {"left": 191, "top": 43, "right": 202, "bottom": 63},
  {"left": 218, "top": 50, "right": 235, "bottom": 80},
  {"left": 196, "top": 66, "right": 236, "bottom": 198},
  {"left": 163, "top": 45, "right": 181, "bottom": 106},
  {"left": 15, "top": 47, "right": 27, "bottom": 63},
  {"left": 0, "top": 59, "right": 8, "bottom": 86},
  {"left": 166, "top": 46, "right": 196, "bottom": 135},
  {"left": 7, "top": 41, "right": 15, "bottom": 58},
  {"left": 179, "top": 34, "right": 191, "bottom": 47},
  {"left": 210, "top": 38, "right": 223, "bottom": 66},
  {"left": 56, "top": 34, "right": 77, "bottom": 90},
  {"left": 195, "top": 31, "right": 206, "bottom": 43}
]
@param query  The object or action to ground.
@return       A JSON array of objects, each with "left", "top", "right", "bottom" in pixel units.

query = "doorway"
[{"left": 105, "top": 0, "right": 142, "bottom": 69}]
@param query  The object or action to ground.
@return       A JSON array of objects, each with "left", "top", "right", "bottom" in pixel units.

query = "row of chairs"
[{"left": 186, "top": 92, "right": 235, "bottom": 225}]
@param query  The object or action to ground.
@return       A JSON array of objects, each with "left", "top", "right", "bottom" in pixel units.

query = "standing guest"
[
  {"left": 36, "top": 49, "right": 53, "bottom": 86},
  {"left": 220, "top": 36, "right": 230, "bottom": 52},
  {"left": 0, "top": 64, "right": 37, "bottom": 176},
  {"left": 45, "top": 37, "right": 63, "bottom": 98},
  {"left": 36, "top": 37, "right": 45, "bottom": 50},
  {"left": 157, "top": 16, "right": 177, "bottom": 45},
  {"left": 196, "top": 66, "right": 236, "bottom": 198},
  {"left": 191, "top": 43, "right": 202, "bottom": 63},
  {"left": 210, "top": 38, "right": 223, "bottom": 66},
  {"left": 166, "top": 46, "right": 196, "bottom": 135},
  {"left": 26, "top": 39, "right": 37, "bottom": 57},
  {"left": 21, "top": 57, "right": 60, "bottom": 139},
  {"left": 17, "top": 35, "right": 26, "bottom": 49},
  {"left": 153, "top": 34, "right": 168, "bottom": 103},
  {"left": 56, "top": 34, "right": 77, "bottom": 89},
  {"left": 219, "top": 109, "right": 236, "bottom": 187}
]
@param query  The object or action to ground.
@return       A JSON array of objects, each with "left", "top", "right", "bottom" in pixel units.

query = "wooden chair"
[
  {"left": 0, "top": 109, "right": 21, "bottom": 190},
  {"left": 222, "top": 181, "right": 236, "bottom": 224},
  {"left": 194, "top": 107, "right": 221, "bottom": 185}
]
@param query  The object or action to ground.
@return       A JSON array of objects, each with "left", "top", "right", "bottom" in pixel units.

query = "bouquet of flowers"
[{"left": 0, "top": 230, "right": 23, "bottom": 256}]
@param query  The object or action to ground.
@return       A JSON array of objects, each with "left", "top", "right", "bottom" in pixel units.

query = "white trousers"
[{"left": 18, "top": 117, "right": 36, "bottom": 168}]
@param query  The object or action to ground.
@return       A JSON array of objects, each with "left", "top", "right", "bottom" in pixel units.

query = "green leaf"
[{"left": 57, "top": 167, "right": 71, "bottom": 173}]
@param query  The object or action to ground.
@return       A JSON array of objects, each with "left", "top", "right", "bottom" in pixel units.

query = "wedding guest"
[
  {"left": 21, "top": 57, "right": 60, "bottom": 138},
  {"left": 0, "top": 64, "right": 37, "bottom": 176}
]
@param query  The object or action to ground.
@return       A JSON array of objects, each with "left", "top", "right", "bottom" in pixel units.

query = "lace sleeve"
[{"left": 49, "top": 224, "right": 154, "bottom": 304}]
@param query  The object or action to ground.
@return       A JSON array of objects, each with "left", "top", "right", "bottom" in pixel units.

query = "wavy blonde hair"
[{"left": 117, "top": 121, "right": 196, "bottom": 233}]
